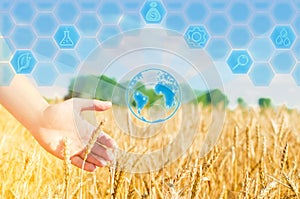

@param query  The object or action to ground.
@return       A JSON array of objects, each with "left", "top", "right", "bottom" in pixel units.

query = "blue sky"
[{"left": 1, "top": 0, "right": 300, "bottom": 107}]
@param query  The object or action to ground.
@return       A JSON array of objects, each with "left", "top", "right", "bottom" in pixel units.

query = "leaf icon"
[{"left": 17, "top": 53, "right": 31, "bottom": 73}]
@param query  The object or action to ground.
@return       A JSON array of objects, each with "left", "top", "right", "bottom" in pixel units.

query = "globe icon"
[{"left": 126, "top": 68, "right": 181, "bottom": 123}]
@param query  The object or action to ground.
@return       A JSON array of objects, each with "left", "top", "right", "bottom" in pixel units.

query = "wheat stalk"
[
  {"left": 190, "top": 164, "right": 201, "bottom": 199},
  {"left": 259, "top": 158, "right": 266, "bottom": 188},
  {"left": 258, "top": 181, "right": 277, "bottom": 199},
  {"left": 280, "top": 143, "right": 288, "bottom": 172},
  {"left": 79, "top": 121, "right": 104, "bottom": 199},
  {"left": 245, "top": 126, "right": 250, "bottom": 170},
  {"left": 63, "top": 137, "right": 71, "bottom": 199},
  {"left": 127, "top": 175, "right": 136, "bottom": 198},
  {"left": 282, "top": 173, "right": 299, "bottom": 197}
]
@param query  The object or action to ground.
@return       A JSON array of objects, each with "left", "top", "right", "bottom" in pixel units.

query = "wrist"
[{"left": 29, "top": 101, "right": 50, "bottom": 137}]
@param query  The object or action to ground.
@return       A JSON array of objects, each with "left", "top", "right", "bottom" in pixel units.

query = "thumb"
[{"left": 73, "top": 98, "right": 112, "bottom": 112}]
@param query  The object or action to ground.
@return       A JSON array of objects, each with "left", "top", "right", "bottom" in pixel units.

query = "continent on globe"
[
  {"left": 154, "top": 83, "right": 176, "bottom": 108},
  {"left": 133, "top": 91, "right": 148, "bottom": 114}
]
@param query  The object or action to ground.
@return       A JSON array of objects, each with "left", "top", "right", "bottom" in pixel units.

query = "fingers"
[
  {"left": 70, "top": 156, "right": 97, "bottom": 172},
  {"left": 71, "top": 141, "right": 114, "bottom": 172},
  {"left": 92, "top": 142, "right": 114, "bottom": 161},
  {"left": 73, "top": 98, "right": 112, "bottom": 112},
  {"left": 85, "top": 153, "right": 108, "bottom": 167},
  {"left": 92, "top": 100, "right": 112, "bottom": 111},
  {"left": 98, "top": 132, "right": 117, "bottom": 149}
]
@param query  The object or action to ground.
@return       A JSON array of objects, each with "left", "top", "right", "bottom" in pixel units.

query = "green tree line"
[{"left": 64, "top": 75, "right": 272, "bottom": 108}]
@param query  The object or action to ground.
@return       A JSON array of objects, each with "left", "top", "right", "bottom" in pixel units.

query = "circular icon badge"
[
  {"left": 73, "top": 28, "right": 225, "bottom": 173},
  {"left": 126, "top": 68, "right": 181, "bottom": 123}
]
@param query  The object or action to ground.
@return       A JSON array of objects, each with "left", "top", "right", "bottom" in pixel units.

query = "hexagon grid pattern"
[{"left": 0, "top": 0, "right": 299, "bottom": 90}]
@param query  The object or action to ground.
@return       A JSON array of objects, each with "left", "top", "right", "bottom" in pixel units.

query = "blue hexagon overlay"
[
  {"left": 165, "top": 14, "right": 187, "bottom": 33},
  {"left": 229, "top": 2, "right": 251, "bottom": 23},
  {"left": 185, "top": 2, "right": 208, "bottom": 23},
  {"left": 0, "top": 64, "right": 14, "bottom": 86},
  {"left": 0, "top": 13, "right": 14, "bottom": 37},
  {"left": 206, "top": 38, "right": 230, "bottom": 60},
  {"left": 293, "top": 15, "right": 300, "bottom": 35},
  {"left": 0, "top": 0, "right": 14, "bottom": 11},
  {"left": 251, "top": 0, "right": 272, "bottom": 10},
  {"left": 119, "top": 13, "right": 143, "bottom": 32},
  {"left": 122, "top": 1, "right": 144, "bottom": 10},
  {"left": 293, "top": 39, "right": 300, "bottom": 61},
  {"left": 294, "top": 0, "right": 300, "bottom": 9},
  {"left": 249, "top": 38, "right": 274, "bottom": 61},
  {"left": 54, "top": 51, "right": 80, "bottom": 74},
  {"left": 141, "top": 1, "right": 166, "bottom": 24},
  {"left": 54, "top": 26, "right": 80, "bottom": 49},
  {"left": 33, "top": 38, "right": 58, "bottom": 62},
  {"left": 228, "top": 26, "right": 252, "bottom": 48},
  {"left": 35, "top": 0, "right": 57, "bottom": 11},
  {"left": 250, "top": 13, "right": 273, "bottom": 36},
  {"left": 184, "top": 26, "right": 209, "bottom": 48},
  {"left": 206, "top": 14, "right": 230, "bottom": 36},
  {"left": 55, "top": 2, "right": 79, "bottom": 23},
  {"left": 227, "top": 50, "right": 253, "bottom": 74},
  {"left": 11, "top": 1, "right": 35, "bottom": 24},
  {"left": 270, "top": 26, "right": 296, "bottom": 49},
  {"left": 206, "top": 0, "right": 228, "bottom": 10},
  {"left": 270, "top": 51, "right": 296, "bottom": 74},
  {"left": 292, "top": 64, "right": 300, "bottom": 86},
  {"left": 0, "top": 39, "right": 13, "bottom": 62},
  {"left": 206, "top": 38, "right": 230, "bottom": 61},
  {"left": 97, "top": 26, "right": 122, "bottom": 48},
  {"left": 249, "top": 63, "right": 274, "bottom": 86},
  {"left": 76, "top": 13, "right": 101, "bottom": 36},
  {"left": 98, "top": 2, "right": 122, "bottom": 24},
  {"left": 163, "top": 0, "right": 185, "bottom": 10},
  {"left": 32, "top": 63, "right": 58, "bottom": 86},
  {"left": 76, "top": 0, "right": 99, "bottom": 11},
  {"left": 11, "top": 50, "right": 36, "bottom": 74},
  {"left": 33, "top": 13, "right": 58, "bottom": 36},
  {"left": 76, "top": 38, "right": 99, "bottom": 60},
  {"left": 272, "top": 2, "right": 295, "bottom": 23},
  {"left": 10, "top": 26, "right": 36, "bottom": 49}
]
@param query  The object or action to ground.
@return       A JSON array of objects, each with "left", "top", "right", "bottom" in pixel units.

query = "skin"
[{"left": 0, "top": 75, "right": 116, "bottom": 172}]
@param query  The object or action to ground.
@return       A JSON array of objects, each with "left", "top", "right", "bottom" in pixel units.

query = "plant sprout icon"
[
  {"left": 17, "top": 53, "right": 32, "bottom": 72},
  {"left": 232, "top": 54, "right": 249, "bottom": 70},
  {"left": 275, "top": 28, "right": 291, "bottom": 47}
]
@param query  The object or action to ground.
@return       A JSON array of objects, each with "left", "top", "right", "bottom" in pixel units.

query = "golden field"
[{"left": 0, "top": 104, "right": 299, "bottom": 199}]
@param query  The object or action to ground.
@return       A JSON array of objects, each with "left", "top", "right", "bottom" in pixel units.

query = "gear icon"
[{"left": 184, "top": 26, "right": 209, "bottom": 48}]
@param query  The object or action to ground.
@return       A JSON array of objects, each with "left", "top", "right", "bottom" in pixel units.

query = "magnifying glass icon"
[{"left": 232, "top": 54, "right": 249, "bottom": 70}]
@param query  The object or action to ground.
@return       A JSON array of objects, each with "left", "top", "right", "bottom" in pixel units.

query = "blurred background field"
[{"left": 0, "top": 104, "right": 299, "bottom": 199}]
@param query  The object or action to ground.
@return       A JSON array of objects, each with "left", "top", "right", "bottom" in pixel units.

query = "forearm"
[
  {"left": 0, "top": 75, "right": 49, "bottom": 134},
  {"left": 0, "top": 76, "right": 115, "bottom": 171}
]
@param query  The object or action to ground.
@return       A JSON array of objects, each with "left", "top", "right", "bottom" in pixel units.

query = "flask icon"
[
  {"left": 145, "top": 2, "right": 162, "bottom": 22},
  {"left": 59, "top": 30, "right": 74, "bottom": 47}
]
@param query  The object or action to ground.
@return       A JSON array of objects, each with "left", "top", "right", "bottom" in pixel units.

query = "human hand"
[{"left": 34, "top": 98, "right": 116, "bottom": 172}]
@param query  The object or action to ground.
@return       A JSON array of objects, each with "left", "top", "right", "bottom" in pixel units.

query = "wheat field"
[{"left": 0, "top": 104, "right": 299, "bottom": 199}]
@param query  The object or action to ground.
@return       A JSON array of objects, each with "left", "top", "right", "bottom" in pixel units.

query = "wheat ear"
[
  {"left": 80, "top": 121, "right": 104, "bottom": 199},
  {"left": 63, "top": 137, "right": 71, "bottom": 199},
  {"left": 280, "top": 143, "right": 288, "bottom": 172},
  {"left": 258, "top": 181, "right": 277, "bottom": 199}
]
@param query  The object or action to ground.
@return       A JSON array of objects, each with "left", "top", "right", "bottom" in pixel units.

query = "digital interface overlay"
[{"left": 1, "top": 0, "right": 300, "bottom": 172}]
